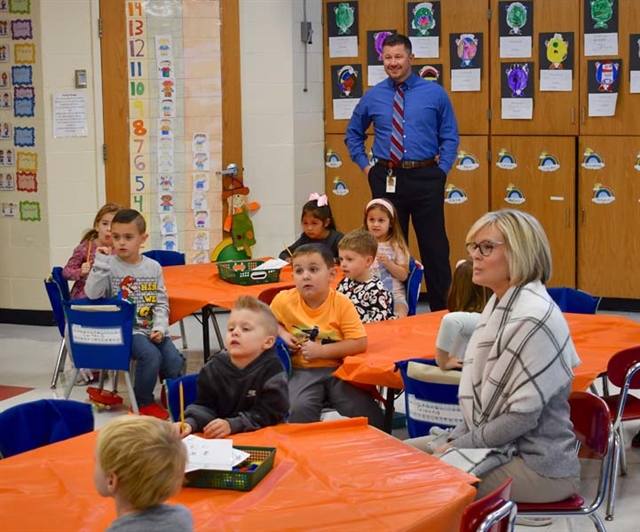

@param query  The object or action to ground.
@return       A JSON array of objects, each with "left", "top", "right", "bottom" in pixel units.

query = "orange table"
[
  {"left": 334, "top": 311, "right": 640, "bottom": 392},
  {"left": 0, "top": 418, "right": 477, "bottom": 532}
]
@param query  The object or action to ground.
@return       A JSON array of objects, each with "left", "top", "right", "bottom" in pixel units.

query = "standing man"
[{"left": 345, "top": 34, "right": 459, "bottom": 311}]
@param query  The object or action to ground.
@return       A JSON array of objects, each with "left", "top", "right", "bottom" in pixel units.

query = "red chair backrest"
[
  {"left": 606, "top": 346, "right": 640, "bottom": 389},
  {"left": 568, "top": 391, "right": 611, "bottom": 458},
  {"left": 459, "top": 478, "right": 513, "bottom": 532},
  {"left": 258, "top": 285, "right": 295, "bottom": 305}
]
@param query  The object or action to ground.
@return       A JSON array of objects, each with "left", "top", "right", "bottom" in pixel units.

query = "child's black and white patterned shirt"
[{"left": 337, "top": 277, "right": 397, "bottom": 323}]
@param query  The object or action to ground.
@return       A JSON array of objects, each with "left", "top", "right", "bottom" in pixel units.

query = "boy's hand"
[
  {"left": 149, "top": 331, "right": 164, "bottom": 344},
  {"left": 80, "top": 261, "right": 91, "bottom": 277},
  {"left": 300, "top": 340, "right": 323, "bottom": 361},
  {"left": 281, "top": 331, "right": 301, "bottom": 352},
  {"left": 96, "top": 246, "right": 111, "bottom": 255},
  {"left": 174, "top": 422, "right": 192, "bottom": 438},
  {"left": 203, "top": 419, "right": 231, "bottom": 439}
]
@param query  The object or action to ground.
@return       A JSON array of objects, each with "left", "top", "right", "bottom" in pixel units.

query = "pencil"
[
  {"left": 86, "top": 239, "right": 92, "bottom": 264},
  {"left": 283, "top": 242, "right": 293, "bottom": 257},
  {"left": 179, "top": 381, "right": 185, "bottom": 433}
]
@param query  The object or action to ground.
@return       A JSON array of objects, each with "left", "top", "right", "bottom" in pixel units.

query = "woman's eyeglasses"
[{"left": 465, "top": 240, "right": 504, "bottom": 257}]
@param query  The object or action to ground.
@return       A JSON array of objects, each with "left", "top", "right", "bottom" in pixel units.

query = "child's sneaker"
[{"left": 138, "top": 403, "right": 169, "bottom": 420}]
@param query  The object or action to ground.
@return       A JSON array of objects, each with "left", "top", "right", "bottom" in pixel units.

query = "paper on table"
[
  {"left": 253, "top": 258, "right": 289, "bottom": 271},
  {"left": 183, "top": 435, "right": 250, "bottom": 473}
]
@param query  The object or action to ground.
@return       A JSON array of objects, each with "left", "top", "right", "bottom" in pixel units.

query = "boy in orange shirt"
[{"left": 270, "top": 244, "right": 384, "bottom": 429}]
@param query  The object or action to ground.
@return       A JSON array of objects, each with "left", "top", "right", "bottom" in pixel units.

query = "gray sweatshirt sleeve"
[
  {"left": 152, "top": 267, "right": 170, "bottom": 334},
  {"left": 84, "top": 253, "right": 113, "bottom": 299},
  {"left": 452, "top": 409, "right": 541, "bottom": 449}
]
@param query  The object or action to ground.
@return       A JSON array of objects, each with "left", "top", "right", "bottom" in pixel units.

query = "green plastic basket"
[
  {"left": 216, "top": 260, "right": 281, "bottom": 286},
  {"left": 184, "top": 446, "right": 276, "bottom": 491}
]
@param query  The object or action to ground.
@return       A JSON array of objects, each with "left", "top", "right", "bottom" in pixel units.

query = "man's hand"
[{"left": 364, "top": 165, "right": 372, "bottom": 177}]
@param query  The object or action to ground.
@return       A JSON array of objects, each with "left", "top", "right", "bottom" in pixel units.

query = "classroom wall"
[{"left": 0, "top": 0, "right": 103, "bottom": 311}]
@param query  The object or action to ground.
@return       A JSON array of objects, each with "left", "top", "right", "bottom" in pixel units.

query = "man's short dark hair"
[
  {"left": 382, "top": 33, "right": 412, "bottom": 54},
  {"left": 112, "top": 209, "right": 146, "bottom": 234}
]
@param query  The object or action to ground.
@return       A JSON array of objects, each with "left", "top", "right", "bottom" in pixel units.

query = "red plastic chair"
[
  {"left": 459, "top": 478, "right": 516, "bottom": 532},
  {"left": 601, "top": 345, "right": 640, "bottom": 520},
  {"left": 516, "top": 391, "right": 615, "bottom": 532},
  {"left": 257, "top": 284, "right": 295, "bottom": 305}
]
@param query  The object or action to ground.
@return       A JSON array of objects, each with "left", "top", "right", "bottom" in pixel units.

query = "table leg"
[
  {"left": 202, "top": 305, "right": 211, "bottom": 363},
  {"left": 383, "top": 387, "right": 398, "bottom": 434}
]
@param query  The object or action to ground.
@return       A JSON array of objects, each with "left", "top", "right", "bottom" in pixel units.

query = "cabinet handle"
[
  {"left": 570, "top": 107, "right": 575, "bottom": 124},
  {"left": 581, "top": 107, "right": 586, "bottom": 124},
  {"left": 566, "top": 208, "right": 571, "bottom": 228},
  {"left": 581, "top": 208, "right": 586, "bottom": 226}
]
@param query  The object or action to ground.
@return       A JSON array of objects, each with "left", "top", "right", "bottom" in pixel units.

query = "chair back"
[
  {"left": 569, "top": 391, "right": 612, "bottom": 459},
  {"left": 546, "top": 287, "right": 599, "bottom": 314},
  {"left": 606, "top": 346, "right": 640, "bottom": 389},
  {"left": 459, "top": 478, "right": 516, "bottom": 532},
  {"left": 50, "top": 266, "right": 71, "bottom": 301},
  {"left": 0, "top": 399, "right": 93, "bottom": 459},
  {"left": 258, "top": 284, "right": 295, "bottom": 305},
  {"left": 163, "top": 373, "right": 198, "bottom": 422},
  {"left": 44, "top": 273, "right": 67, "bottom": 338},
  {"left": 62, "top": 298, "right": 135, "bottom": 372},
  {"left": 395, "top": 358, "right": 462, "bottom": 437},
  {"left": 142, "top": 250, "right": 185, "bottom": 266},
  {"left": 405, "top": 257, "right": 424, "bottom": 316},
  {"left": 275, "top": 337, "right": 292, "bottom": 376}
]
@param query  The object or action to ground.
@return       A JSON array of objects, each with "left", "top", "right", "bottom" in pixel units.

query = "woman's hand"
[
  {"left": 443, "top": 356, "right": 463, "bottom": 370},
  {"left": 433, "top": 441, "right": 454, "bottom": 456}
]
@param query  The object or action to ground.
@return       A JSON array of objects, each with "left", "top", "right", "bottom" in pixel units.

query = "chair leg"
[
  {"left": 64, "top": 369, "right": 80, "bottom": 399},
  {"left": 618, "top": 426, "right": 627, "bottom": 475},
  {"left": 179, "top": 319, "right": 188, "bottom": 349},
  {"left": 124, "top": 372, "right": 139, "bottom": 415},
  {"left": 600, "top": 374, "right": 610, "bottom": 397},
  {"left": 606, "top": 430, "right": 621, "bottom": 521},
  {"left": 50, "top": 339, "right": 67, "bottom": 389},
  {"left": 589, "top": 512, "right": 607, "bottom": 532},
  {"left": 210, "top": 313, "right": 225, "bottom": 350}
]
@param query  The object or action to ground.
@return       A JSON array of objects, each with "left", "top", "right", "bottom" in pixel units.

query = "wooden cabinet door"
[
  {"left": 490, "top": 0, "right": 580, "bottom": 136},
  {"left": 578, "top": 0, "right": 640, "bottom": 136},
  {"left": 578, "top": 136, "right": 640, "bottom": 298},
  {"left": 491, "top": 136, "right": 576, "bottom": 287},
  {"left": 444, "top": 136, "right": 490, "bottom": 268},
  {"left": 324, "top": 133, "right": 373, "bottom": 234}
]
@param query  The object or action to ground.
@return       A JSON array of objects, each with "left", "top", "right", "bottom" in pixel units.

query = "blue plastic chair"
[
  {"left": 143, "top": 250, "right": 189, "bottom": 349},
  {"left": 0, "top": 399, "right": 93, "bottom": 459},
  {"left": 62, "top": 297, "right": 139, "bottom": 414},
  {"left": 163, "top": 373, "right": 198, "bottom": 422},
  {"left": 274, "top": 337, "right": 292, "bottom": 377},
  {"left": 394, "top": 358, "right": 462, "bottom": 438},
  {"left": 405, "top": 257, "right": 424, "bottom": 316},
  {"left": 44, "top": 267, "right": 71, "bottom": 389},
  {"left": 547, "top": 287, "right": 600, "bottom": 314}
]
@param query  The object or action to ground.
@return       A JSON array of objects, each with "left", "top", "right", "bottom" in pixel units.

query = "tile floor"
[{"left": 0, "top": 308, "right": 639, "bottom": 531}]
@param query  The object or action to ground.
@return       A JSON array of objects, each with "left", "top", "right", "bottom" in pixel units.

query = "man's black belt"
[{"left": 375, "top": 158, "right": 436, "bottom": 169}]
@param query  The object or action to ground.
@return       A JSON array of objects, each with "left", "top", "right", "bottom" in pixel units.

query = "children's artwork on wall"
[
  {"left": 503, "top": 183, "right": 526, "bottom": 205},
  {"left": 155, "top": 35, "right": 173, "bottom": 59},
  {"left": 591, "top": 182, "right": 616, "bottom": 204},
  {"left": 158, "top": 193, "right": 174, "bottom": 212},
  {"left": 501, "top": 62, "right": 534, "bottom": 119},
  {"left": 455, "top": 150, "right": 480, "bottom": 171},
  {"left": 0, "top": 21, "right": 8, "bottom": 37},
  {"left": 0, "top": 90, "right": 12, "bottom": 108},
  {"left": 193, "top": 172, "right": 209, "bottom": 191},
  {"left": 161, "top": 234, "right": 178, "bottom": 252},
  {"left": 538, "top": 151, "right": 561, "bottom": 172},
  {"left": 327, "top": 1, "right": 358, "bottom": 58},
  {"left": 16, "top": 170, "right": 36, "bottom": 192},
  {"left": 1, "top": 201, "right": 18, "bottom": 216},
  {"left": 0, "top": 70, "right": 8, "bottom": 87},
  {"left": 16, "top": 150, "right": 36, "bottom": 172},
  {"left": 192, "top": 230, "right": 210, "bottom": 251},
  {"left": 19, "top": 199, "right": 40, "bottom": 221},
  {"left": 192, "top": 151, "right": 209, "bottom": 171},
  {"left": 159, "top": 174, "right": 174, "bottom": 192},
  {"left": 407, "top": 1, "right": 440, "bottom": 58},
  {"left": 11, "top": 64, "right": 31, "bottom": 85},
  {"left": 331, "top": 64, "right": 362, "bottom": 120},
  {"left": 581, "top": 148, "right": 606, "bottom": 170},
  {"left": 583, "top": 0, "right": 618, "bottom": 56},
  {"left": 411, "top": 63, "right": 443, "bottom": 85},
  {"left": 449, "top": 33, "right": 483, "bottom": 92},
  {"left": 157, "top": 58, "right": 173, "bottom": 79},
  {"left": 539, "top": 32, "right": 574, "bottom": 92},
  {"left": 160, "top": 213, "right": 178, "bottom": 235},
  {"left": 13, "top": 125, "right": 33, "bottom": 146},
  {"left": 0, "top": 121, "right": 11, "bottom": 139},
  {"left": 331, "top": 176, "right": 349, "bottom": 196},
  {"left": 496, "top": 148, "right": 518, "bottom": 170},
  {"left": 629, "top": 34, "right": 640, "bottom": 94},
  {"left": 444, "top": 183, "right": 468, "bottom": 205},
  {"left": 0, "top": 171, "right": 15, "bottom": 190},
  {"left": 10, "top": 19, "right": 32, "bottom": 40},
  {"left": 367, "top": 29, "right": 396, "bottom": 85},
  {"left": 193, "top": 209, "right": 210, "bottom": 229},
  {"left": 192, "top": 250, "right": 209, "bottom": 264},
  {"left": 0, "top": 44, "right": 8, "bottom": 62},
  {"left": 9, "top": 0, "right": 31, "bottom": 15},
  {"left": 499, "top": 1, "right": 533, "bottom": 58},
  {"left": 191, "top": 190, "right": 207, "bottom": 210},
  {"left": 223, "top": 185, "right": 260, "bottom": 258},
  {"left": 13, "top": 42, "right": 35, "bottom": 64},
  {"left": 587, "top": 59, "right": 621, "bottom": 116}
]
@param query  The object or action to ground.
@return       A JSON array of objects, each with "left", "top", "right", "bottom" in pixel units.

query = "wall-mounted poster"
[
  {"left": 501, "top": 62, "right": 534, "bottom": 119},
  {"left": 407, "top": 2, "right": 440, "bottom": 59},
  {"left": 499, "top": 1, "right": 533, "bottom": 58},
  {"left": 331, "top": 64, "right": 362, "bottom": 120},
  {"left": 367, "top": 29, "right": 396, "bottom": 86},
  {"left": 584, "top": 0, "right": 618, "bottom": 56},
  {"left": 327, "top": 2, "right": 358, "bottom": 58},
  {"left": 539, "top": 32, "right": 574, "bottom": 92},
  {"left": 449, "top": 33, "right": 482, "bottom": 92},
  {"left": 588, "top": 59, "right": 621, "bottom": 116}
]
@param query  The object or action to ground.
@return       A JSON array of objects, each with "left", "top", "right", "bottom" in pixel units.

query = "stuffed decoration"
[{"left": 223, "top": 185, "right": 260, "bottom": 258}]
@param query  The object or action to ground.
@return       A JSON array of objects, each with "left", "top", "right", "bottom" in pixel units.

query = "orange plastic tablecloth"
[
  {"left": 334, "top": 311, "right": 640, "bottom": 392},
  {"left": 0, "top": 418, "right": 477, "bottom": 532},
  {"left": 163, "top": 262, "right": 298, "bottom": 324}
]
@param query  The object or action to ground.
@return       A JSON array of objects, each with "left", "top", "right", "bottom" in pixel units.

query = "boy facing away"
[
  {"left": 176, "top": 295, "right": 289, "bottom": 439},
  {"left": 85, "top": 208, "right": 184, "bottom": 420},
  {"left": 337, "top": 229, "right": 397, "bottom": 323},
  {"left": 270, "top": 244, "right": 385, "bottom": 429},
  {"left": 94, "top": 416, "right": 193, "bottom": 532}
]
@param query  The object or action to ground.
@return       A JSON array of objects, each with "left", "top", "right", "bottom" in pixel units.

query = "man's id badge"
[{"left": 386, "top": 170, "right": 396, "bottom": 193}]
